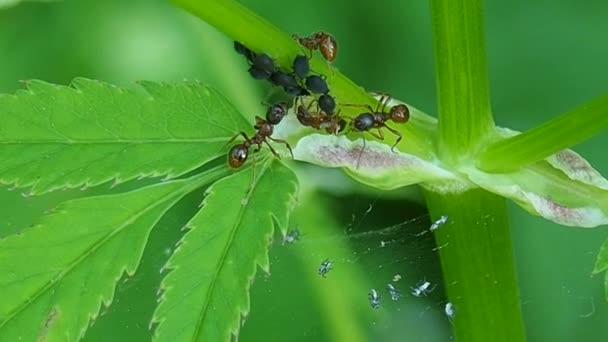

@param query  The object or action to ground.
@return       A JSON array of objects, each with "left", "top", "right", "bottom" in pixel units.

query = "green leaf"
[
  {"left": 295, "top": 133, "right": 608, "bottom": 227},
  {"left": 464, "top": 150, "right": 608, "bottom": 227},
  {"left": 0, "top": 0, "right": 56, "bottom": 9},
  {"left": 0, "top": 167, "right": 226, "bottom": 341},
  {"left": 292, "top": 133, "right": 460, "bottom": 190},
  {"left": 477, "top": 94, "right": 608, "bottom": 172},
  {"left": 152, "top": 159, "right": 298, "bottom": 341},
  {"left": 593, "top": 237, "right": 608, "bottom": 274},
  {"left": 0, "top": 78, "right": 249, "bottom": 194}
]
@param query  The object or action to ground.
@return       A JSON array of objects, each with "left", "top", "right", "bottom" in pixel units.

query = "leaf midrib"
[
  {"left": 192, "top": 160, "right": 271, "bottom": 341},
  {"left": 0, "top": 181, "right": 195, "bottom": 329}
]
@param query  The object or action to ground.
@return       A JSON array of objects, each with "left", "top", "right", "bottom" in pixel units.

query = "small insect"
[
  {"left": 304, "top": 75, "right": 329, "bottom": 94},
  {"left": 296, "top": 104, "right": 346, "bottom": 135},
  {"left": 292, "top": 54, "right": 310, "bottom": 79},
  {"left": 345, "top": 94, "right": 410, "bottom": 152},
  {"left": 369, "top": 289, "right": 381, "bottom": 309},
  {"left": 227, "top": 115, "right": 293, "bottom": 169},
  {"left": 252, "top": 53, "right": 277, "bottom": 75},
  {"left": 387, "top": 283, "right": 400, "bottom": 301},
  {"left": 411, "top": 280, "right": 436, "bottom": 297},
  {"left": 293, "top": 32, "right": 338, "bottom": 62},
  {"left": 284, "top": 85, "right": 311, "bottom": 97},
  {"left": 445, "top": 302, "right": 456, "bottom": 321},
  {"left": 234, "top": 41, "right": 255, "bottom": 63},
  {"left": 270, "top": 70, "right": 299, "bottom": 89},
  {"left": 248, "top": 66, "right": 272, "bottom": 80},
  {"left": 265, "top": 102, "right": 289, "bottom": 125},
  {"left": 283, "top": 228, "right": 301, "bottom": 244},
  {"left": 318, "top": 93, "right": 336, "bottom": 116},
  {"left": 319, "top": 259, "right": 332, "bottom": 278},
  {"left": 430, "top": 215, "right": 449, "bottom": 231}
]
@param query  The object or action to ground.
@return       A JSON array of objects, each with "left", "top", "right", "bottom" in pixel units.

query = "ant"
[
  {"left": 227, "top": 102, "right": 293, "bottom": 168},
  {"left": 292, "top": 32, "right": 338, "bottom": 62},
  {"left": 344, "top": 94, "right": 410, "bottom": 152},
  {"left": 296, "top": 100, "right": 346, "bottom": 135}
]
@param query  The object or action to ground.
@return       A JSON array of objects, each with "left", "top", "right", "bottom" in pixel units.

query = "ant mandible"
[
  {"left": 227, "top": 103, "right": 293, "bottom": 168},
  {"left": 344, "top": 94, "right": 410, "bottom": 152},
  {"left": 292, "top": 32, "right": 338, "bottom": 62}
]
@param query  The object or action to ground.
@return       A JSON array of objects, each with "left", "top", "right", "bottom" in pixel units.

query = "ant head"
[
  {"left": 266, "top": 102, "right": 288, "bottom": 125},
  {"left": 352, "top": 113, "right": 375, "bottom": 132},
  {"left": 228, "top": 144, "right": 249, "bottom": 168},
  {"left": 390, "top": 104, "right": 410, "bottom": 123}
]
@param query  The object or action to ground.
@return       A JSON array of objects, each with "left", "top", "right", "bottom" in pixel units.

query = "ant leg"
[
  {"left": 264, "top": 137, "right": 293, "bottom": 159},
  {"left": 340, "top": 103, "right": 375, "bottom": 112},
  {"left": 382, "top": 124, "right": 402, "bottom": 152},
  {"left": 262, "top": 140, "right": 282, "bottom": 160},
  {"left": 377, "top": 94, "right": 392, "bottom": 113},
  {"left": 225, "top": 131, "right": 250, "bottom": 148},
  {"left": 325, "top": 60, "right": 334, "bottom": 77},
  {"left": 268, "top": 137, "right": 294, "bottom": 159},
  {"left": 366, "top": 129, "right": 384, "bottom": 141},
  {"left": 356, "top": 135, "right": 367, "bottom": 169}
]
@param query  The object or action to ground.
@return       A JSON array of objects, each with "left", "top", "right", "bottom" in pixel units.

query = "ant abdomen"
[{"left": 228, "top": 144, "right": 249, "bottom": 168}]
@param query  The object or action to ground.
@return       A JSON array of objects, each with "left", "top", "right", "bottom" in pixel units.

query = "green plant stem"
[
  {"left": 430, "top": 0, "right": 525, "bottom": 339},
  {"left": 424, "top": 188, "right": 525, "bottom": 341},
  {"left": 431, "top": 0, "right": 494, "bottom": 163},
  {"left": 477, "top": 94, "right": 608, "bottom": 173}
]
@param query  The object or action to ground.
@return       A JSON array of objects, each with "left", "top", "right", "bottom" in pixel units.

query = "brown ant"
[
  {"left": 296, "top": 100, "right": 346, "bottom": 135},
  {"left": 292, "top": 32, "right": 338, "bottom": 62},
  {"left": 227, "top": 103, "right": 293, "bottom": 168},
  {"left": 343, "top": 95, "right": 410, "bottom": 152}
]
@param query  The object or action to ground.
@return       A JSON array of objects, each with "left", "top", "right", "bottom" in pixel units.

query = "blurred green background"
[{"left": 1, "top": 0, "right": 607, "bottom": 341}]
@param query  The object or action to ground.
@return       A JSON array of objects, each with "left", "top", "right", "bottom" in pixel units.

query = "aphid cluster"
[{"left": 229, "top": 32, "right": 411, "bottom": 169}]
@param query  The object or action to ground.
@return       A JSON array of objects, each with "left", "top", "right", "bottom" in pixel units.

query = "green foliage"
[
  {"left": 0, "top": 169, "right": 225, "bottom": 341},
  {"left": 0, "top": 75, "right": 301, "bottom": 341},
  {"left": 477, "top": 94, "right": 608, "bottom": 172},
  {"left": 0, "top": 79, "right": 249, "bottom": 194},
  {"left": 0, "top": 0, "right": 607, "bottom": 341},
  {"left": 152, "top": 160, "right": 298, "bottom": 341},
  {"left": 0, "top": 0, "right": 54, "bottom": 9}
]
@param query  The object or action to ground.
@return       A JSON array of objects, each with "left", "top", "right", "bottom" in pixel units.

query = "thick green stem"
[
  {"left": 430, "top": 0, "right": 526, "bottom": 340},
  {"left": 424, "top": 189, "right": 525, "bottom": 341},
  {"left": 477, "top": 94, "right": 608, "bottom": 172},
  {"left": 431, "top": 0, "right": 494, "bottom": 163}
]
